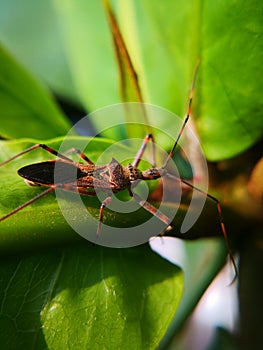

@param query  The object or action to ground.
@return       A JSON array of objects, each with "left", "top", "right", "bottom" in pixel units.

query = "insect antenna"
[
  {"left": 162, "top": 58, "right": 200, "bottom": 169},
  {"left": 161, "top": 59, "right": 238, "bottom": 282}
]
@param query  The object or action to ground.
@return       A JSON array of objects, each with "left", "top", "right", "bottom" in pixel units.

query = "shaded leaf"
[
  {"left": 0, "top": 0, "right": 76, "bottom": 101},
  {"left": 0, "top": 44, "right": 71, "bottom": 139},
  {"left": 0, "top": 243, "right": 183, "bottom": 350}
]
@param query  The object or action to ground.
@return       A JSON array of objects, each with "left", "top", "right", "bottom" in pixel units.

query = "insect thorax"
[{"left": 106, "top": 158, "right": 141, "bottom": 191}]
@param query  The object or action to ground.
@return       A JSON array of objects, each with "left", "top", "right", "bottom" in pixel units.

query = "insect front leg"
[
  {"left": 97, "top": 196, "right": 112, "bottom": 237},
  {"left": 132, "top": 134, "right": 156, "bottom": 168}
]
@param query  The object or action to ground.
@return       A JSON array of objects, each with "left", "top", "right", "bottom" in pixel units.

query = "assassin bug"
[{"left": 0, "top": 63, "right": 237, "bottom": 279}]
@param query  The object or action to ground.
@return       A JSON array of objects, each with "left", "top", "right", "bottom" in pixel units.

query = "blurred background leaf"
[
  {"left": 0, "top": 0, "right": 76, "bottom": 102},
  {"left": 0, "top": 44, "right": 71, "bottom": 139},
  {"left": 0, "top": 0, "right": 261, "bottom": 160},
  {"left": 114, "top": 0, "right": 263, "bottom": 160}
]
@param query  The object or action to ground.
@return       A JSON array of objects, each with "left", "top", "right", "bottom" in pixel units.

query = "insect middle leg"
[
  {"left": 97, "top": 196, "right": 112, "bottom": 237},
  {"left": 0, "top": 143, "right": 94, "bottom": 167},
  {"left": 62, "top": 147, "right": 94, "bottom": 164}
]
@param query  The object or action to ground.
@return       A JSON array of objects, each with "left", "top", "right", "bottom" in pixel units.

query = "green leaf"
[
  {"left": 52, "top": 0, "right": 120, "bottom": 111},
  {"left": 0, "top": 0, "right": 77, "bottom": 101},
  {"left": 0, "top": 244, "right": 183, "bottom": 350},
  {"left": 0, "top": 44, "right": 71, "bottom": 139},
  {"left": 116, "top": 0, "right": 263, "bottom": 160},
  {"left": 197, "top": 0, "right": 263, "bottom": 160}
]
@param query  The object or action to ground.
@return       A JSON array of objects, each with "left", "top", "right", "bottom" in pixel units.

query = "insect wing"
[{"left": 18, "top": 160, "right": 88, "bottom": 185}]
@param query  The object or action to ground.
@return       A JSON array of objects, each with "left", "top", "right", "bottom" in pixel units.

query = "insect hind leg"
[
  {"left": 0, "top": 144, "right": 95, "bottom": 166},
  {"left": 167, "top": 173, "right": 238, "bottom": 282},
  {"left": 0, "top": 187, "right": 55, "bottom": 222}
]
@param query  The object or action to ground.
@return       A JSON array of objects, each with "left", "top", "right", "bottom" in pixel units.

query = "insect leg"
[
  {"left": 97, "top": 196, "right": 112, "bottom": 237},
  {"left": 132, "top": 192, "right": 173, "bottom": 231},
  {"left": 166, "top": 173, "right": 238, "bottom": 282},
  {"left": 57, "top": 184, "right": 97, "bottom": 196},
  {"left": 0, "top": 144, "right": 74, "bottom": 167},
  {"left": 0, "top": 187, "right": 55, "bottom": 222},
  {"left": 63, "top": 148, "right": 94, "bottom": 164},
  {"left": 132, "top": 133, "right": 156, "bottom": 168},
  {"left": 0, "top": 183, "right": 98, "bottom": 223}
]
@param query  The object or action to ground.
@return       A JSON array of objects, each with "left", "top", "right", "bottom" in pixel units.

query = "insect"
[{"left": 0, "top": 63, "right": 237, "bottom": 279}]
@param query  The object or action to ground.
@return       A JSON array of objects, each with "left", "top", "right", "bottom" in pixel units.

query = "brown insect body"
[{"left": 18, "top": 157, "right": 163, "bottom": 194}]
